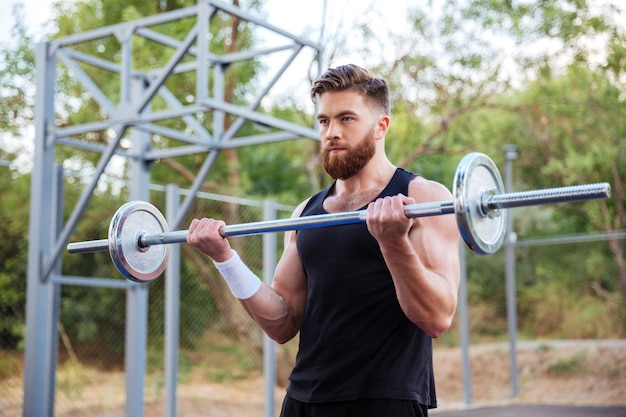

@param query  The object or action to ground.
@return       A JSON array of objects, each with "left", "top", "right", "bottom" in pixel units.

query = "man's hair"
[{"left": 310, "top": 64, "right": 390, "bottom": 115}]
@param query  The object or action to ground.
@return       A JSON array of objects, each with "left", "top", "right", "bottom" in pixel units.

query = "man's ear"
[{"left": 376, "top": 115, "right": 391, "bottom": 139}]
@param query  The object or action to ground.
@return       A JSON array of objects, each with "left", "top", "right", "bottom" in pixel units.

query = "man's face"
[{"left": 316, "top": 91, "right": 380, "bottom": 180}]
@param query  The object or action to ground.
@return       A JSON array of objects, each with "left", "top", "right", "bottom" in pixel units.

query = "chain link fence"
[{"left": 0, "top": 188, "right": 297, "bottom": 417}]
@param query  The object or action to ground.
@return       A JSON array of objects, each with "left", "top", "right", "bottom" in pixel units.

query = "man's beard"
[{"left": 322, "top": 129, "right": 376, "bottom": 180}]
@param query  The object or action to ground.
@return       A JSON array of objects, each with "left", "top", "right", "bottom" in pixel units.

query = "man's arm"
[
  {"left": 365, "top": 177, "right": 461, "bottom": 338},
  {"left": 187, "top": 203, "right": 309, "bottom": 344},
  {"left": 239, "top": 229, "right": 308, "bottom": 344}
]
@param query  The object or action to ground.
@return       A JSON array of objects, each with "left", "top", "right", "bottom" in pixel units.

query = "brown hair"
[{"left": 310, "top": 64, "right": 390, "bottom": 115}]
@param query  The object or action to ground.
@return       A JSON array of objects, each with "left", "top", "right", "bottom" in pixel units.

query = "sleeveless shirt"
[{"left": 289, "top": 167, "right": 437, "bottom": 407}]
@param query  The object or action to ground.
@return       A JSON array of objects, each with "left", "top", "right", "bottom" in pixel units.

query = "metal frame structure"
[{"left": 24, "top": 1, "right": 322, "bottom": 415}]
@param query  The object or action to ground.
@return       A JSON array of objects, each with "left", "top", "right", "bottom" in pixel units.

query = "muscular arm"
[
  {"left": 187, "top": 203, "right": 309, "bottom": 344},
  {"left": 239, "top": 228, "right": 307, "bottom": 344},
  {"left": 366, "top": 177, "right": 461, "bottom": 338}
]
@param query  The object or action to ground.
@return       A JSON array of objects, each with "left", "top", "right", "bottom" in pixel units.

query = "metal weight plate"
[
  {"left": 453, "top": 153, "right": 507, "bottom": 255},
  {"left": 108, "top": 201, "right": 170, "bottom": 282}
]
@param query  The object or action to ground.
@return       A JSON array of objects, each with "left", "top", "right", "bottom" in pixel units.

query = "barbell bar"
[{"left": 66, "top": 153, "right": 611, "bottom": 283}]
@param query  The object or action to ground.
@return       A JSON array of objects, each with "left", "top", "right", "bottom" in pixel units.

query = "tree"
[
  {"left": 0, "top": 0, "right": 297, "bottom": 356},
  {"left": 309, "top": 0, "right": 625, "bottom": 336},
  {"left": 0, "top": 160, "right": 30, "bottom": 349},
  {"left": 46, "top": 0, "right": 321, "bottom": 357},
  {"left": 373, "top": 0, "right": 626, "bottom": 301},
  {"left": 0, "top": 4, "right": 36, "bottom": 138},
  {"left": 518, "top": 65, "right": 625, "bottom": 292}
]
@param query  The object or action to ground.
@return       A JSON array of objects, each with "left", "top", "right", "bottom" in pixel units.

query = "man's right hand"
[{"left": 187, "top": 218, "right": 233, "bottom": 262}]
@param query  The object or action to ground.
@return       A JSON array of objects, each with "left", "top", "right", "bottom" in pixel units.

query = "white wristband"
[{"left": 212, "top": 250, "right": 262, "bottom": 300}]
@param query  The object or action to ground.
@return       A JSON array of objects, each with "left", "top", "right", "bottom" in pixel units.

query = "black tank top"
[{"left": 290, "top": 168, "right": 437, "bottom": 407}]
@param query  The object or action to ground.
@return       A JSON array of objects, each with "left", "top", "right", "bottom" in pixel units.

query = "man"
[{"left": 187, "top": 64, "right": 461, "bottom": 417}]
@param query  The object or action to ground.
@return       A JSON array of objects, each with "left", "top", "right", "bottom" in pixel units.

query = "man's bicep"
[{"left": 272, "top": 237, "right": 308, "bottom": 329}]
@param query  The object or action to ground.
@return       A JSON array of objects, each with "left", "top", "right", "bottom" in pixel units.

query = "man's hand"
[
  {"left": 365, "top": 193, "right": 415, "bottom": 243},
  {"left": 187, "top": 218, "right": 233, "bottom": 262}
]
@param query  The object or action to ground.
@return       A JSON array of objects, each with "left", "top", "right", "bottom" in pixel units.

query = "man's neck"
[
  {"left": 323, "top": 157, "right": 397, "bottom": 213},
  {"left": 333, "top": 157, "right": 396, "bottom": 196}
]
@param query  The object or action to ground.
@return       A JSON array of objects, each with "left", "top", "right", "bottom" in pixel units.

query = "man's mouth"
[{"left": 327, "top": 145, "right": 345, "bottom": 153}]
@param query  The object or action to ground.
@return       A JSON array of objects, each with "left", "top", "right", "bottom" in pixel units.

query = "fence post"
[
  {"left": 504, "top": 144, "right": 519, "bottom": 398},
  {"left": 165, "top": 185, "right": 181, "bottom": 417},
  {"left": 458, "top": 242, "right": 472, "bottom": 405},
  {"left": 263, "top": 200, "right": 278, "bottom": 417}
]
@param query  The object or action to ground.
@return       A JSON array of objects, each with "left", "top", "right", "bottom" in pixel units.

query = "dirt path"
[
  {"left": 160, "top": 339, "right": 626, "bottom": 415},
  {"left": 433, "top": 340, "right": 626, "bottom": 409},
  {"left": 2, "top": 340, "right": 625, "bottom": 417}
]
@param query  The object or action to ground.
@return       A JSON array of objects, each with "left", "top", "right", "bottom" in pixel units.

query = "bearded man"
[{"left": 187, "top": 64, "right": 461, "bottom": 417}]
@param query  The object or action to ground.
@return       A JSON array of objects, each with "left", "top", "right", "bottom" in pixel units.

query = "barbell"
[{"left": 66, "top": 153, "right": 611, "bottom": 283}]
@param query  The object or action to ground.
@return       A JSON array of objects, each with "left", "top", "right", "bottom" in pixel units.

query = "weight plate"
[
  {"left": 108, "top": 201, "right": 170, "bottom": 282},
  {"left": 453, "top": 153, "right": 507, "bottom": 255}
]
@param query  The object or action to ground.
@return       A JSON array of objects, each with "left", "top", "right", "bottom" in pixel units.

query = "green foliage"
[
  {"left": 0, "top": 4, "right": 36, "bottom": 136},
  {"left": 518, "top": 274, "right": 625, "bottom": 339},
  {"left": 235, "top": 102, "right": 322, "bottom": 202},
  {"left": 237, "top": 139, "right": 320, "bottom": 202},
  {"left": 383, "top": 0, "right": 626, "bottom": 322},
  {"left": 0, "top": 160, "right": 30, "bottom": 350},
  {"left": 510, "top": 65, "right": 625, "bottom": 233},
  {"left": 146, "top": 266, "right": 217, "bottom": 350},
  {"left": 0, "top": 349, "right": 21, "bottom": 379},
  {"left": 1, "top": 0, "right": 626, "bottom": 362},
  {"left": 200, "top": 335, "right": 257, "bottom": 382},
  {"left": 547, "top": 352, "right": 587, "bottom": 376}
]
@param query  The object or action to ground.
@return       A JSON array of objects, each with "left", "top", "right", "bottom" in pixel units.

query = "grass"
[
  {"left": 0, "top": 349, "right": 21, "bottom": 380},
  {"left": 546, "top": 351, "right": 587, "bottom": 376}
]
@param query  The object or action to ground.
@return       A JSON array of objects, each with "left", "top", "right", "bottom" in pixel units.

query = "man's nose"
[{"left": 324, "top": 121, "right": 340, "bottom": 140}]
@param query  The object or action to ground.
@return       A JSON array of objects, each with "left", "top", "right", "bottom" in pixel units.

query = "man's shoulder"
[
  {"left": 408, "top": 175, "right": 453, "bottom": 203},
  {"left": 292, "top": 198, "right": 311, "bottom": 218}
]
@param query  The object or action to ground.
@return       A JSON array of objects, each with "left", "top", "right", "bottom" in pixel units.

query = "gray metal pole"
[
  {"left": 45, "top": 165, "right": 64, "bottom": 416},
  {"left": 125, "top": 78, "right": 151, "bottom": 417},
  {"left": 504, "top": 144, "right": 519, "bottom": 398},
  {"left": 458, "top": 242, "right": 472, "bottom": 405},
  {"left": 263, "top": 200, "right": 278, "bottom": 417},
  {"left": 23, "top": 41, "right": 59, "bottom": 417},
  {"left": 165, "top": 185, "right": 181, "bottom": 417}
]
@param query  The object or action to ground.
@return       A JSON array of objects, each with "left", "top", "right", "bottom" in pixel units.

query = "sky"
[
  {"left": 0, "top": 0, "right": 412, "bottom": 45},
  {"left": 2, "top": 0, "right": 624, "bottom": 79},
  {"left": 0, "top": 0, "right": 54, "bottom": 43},
  {"left": 2, "top": 0, "right": 625, "bottom": 55},
  {"left": 0, "top": 0, "right": 414, "bottom": 103}
]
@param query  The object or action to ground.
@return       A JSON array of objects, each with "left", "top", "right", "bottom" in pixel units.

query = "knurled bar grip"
[
  {"left": 67, "top": 239, "right": 110, "bottom": 254},
  {"left": 66, "top": 182, "right": 611, "bottom": 255},
  {"left": 486, "top": 183, "right": 611, "bottom": 210}
]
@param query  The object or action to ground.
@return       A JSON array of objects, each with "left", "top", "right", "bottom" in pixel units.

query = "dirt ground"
[
  {"left": 3, "top": 339, "right": 626, "bottom": 417},
  {"left": 431, "top": 339, "right": 626, "bottom": 410},
  {"left": 167, "top": 339, "right": 626, "bottom": 416}
]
